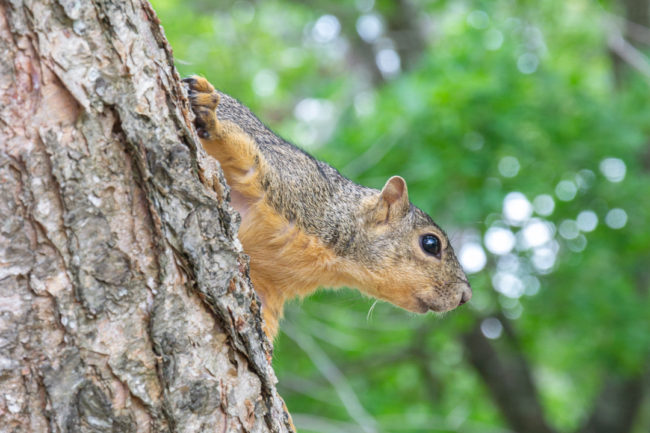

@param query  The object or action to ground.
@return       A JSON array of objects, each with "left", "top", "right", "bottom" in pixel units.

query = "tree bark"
[{"left": 0, "top": 1, "right": 293, "bottom": 432}]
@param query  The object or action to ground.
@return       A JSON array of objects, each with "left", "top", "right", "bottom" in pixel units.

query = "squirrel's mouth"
[
  {"left": 416, "top": 283, "right": 472, "bottom": 313},
  {"left": 415, "top": 297, "right": 443, "bottom": 313},
  {"left": 417, "top": 299, "right": 458, "bottom": 313}
]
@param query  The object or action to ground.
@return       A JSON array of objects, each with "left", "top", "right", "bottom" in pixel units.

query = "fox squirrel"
[{"left": 183, "top": 76, "right": 472, "bottom": 339}]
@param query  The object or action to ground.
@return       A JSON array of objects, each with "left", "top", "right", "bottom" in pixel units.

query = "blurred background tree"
[{"left": 152, "top": 0, "right": 650, "bottom": 431}]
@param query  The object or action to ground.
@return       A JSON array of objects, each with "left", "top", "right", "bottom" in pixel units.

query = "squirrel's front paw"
[{"left": 183, "top": 75, "right": 221, "bottom": 140}]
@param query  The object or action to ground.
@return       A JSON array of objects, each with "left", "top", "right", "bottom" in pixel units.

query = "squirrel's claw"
[{"left": 184, "top": 75, "right": 221, "bottom": 140}]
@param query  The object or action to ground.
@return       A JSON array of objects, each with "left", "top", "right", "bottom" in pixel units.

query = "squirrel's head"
[{"left": 352, "top": 176, "right": 472, "bottom": 314}]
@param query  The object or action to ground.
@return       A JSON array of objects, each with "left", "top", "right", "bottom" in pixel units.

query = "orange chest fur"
[{"left": 230, "top": 186, "right": 353, "bottom": 307}]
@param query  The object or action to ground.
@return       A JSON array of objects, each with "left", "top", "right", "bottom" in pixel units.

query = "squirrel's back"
[{"left": 215, "top": 91, "right": 372, "bottom": 255}]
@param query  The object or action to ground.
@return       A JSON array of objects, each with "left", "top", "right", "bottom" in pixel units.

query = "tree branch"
[
  {"left": 282, "top": 321, "right": 379, "bottom": 433},
  {"left": 576, "top": 373, "right": 648, "bottom": 433},
  {"left": 461, "top": 316, "right": 557, "bottom": 433}
]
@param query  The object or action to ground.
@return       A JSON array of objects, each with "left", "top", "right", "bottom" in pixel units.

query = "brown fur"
[{"left": 184, "top": 76, "right": 472, "bottom": 339}]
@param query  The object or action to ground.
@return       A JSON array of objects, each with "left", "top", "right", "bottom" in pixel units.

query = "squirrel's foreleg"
[
  {"left": 186, "top": 76, "right": 280, "bottom": 339},
  {"left": 184, "top": 76, "right": 265, "bottom": 201}
]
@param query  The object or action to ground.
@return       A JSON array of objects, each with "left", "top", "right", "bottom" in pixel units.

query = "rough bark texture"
[{"left": 0, "top": 1, "right": 293, "bottom": 431}]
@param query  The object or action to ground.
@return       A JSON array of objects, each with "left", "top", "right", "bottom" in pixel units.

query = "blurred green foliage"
[{"left": 152, "top": 0, "right": 650, "bottom": 431}]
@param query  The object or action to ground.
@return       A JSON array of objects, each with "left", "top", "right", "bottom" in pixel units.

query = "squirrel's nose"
[{"left": 459, "top": 284, "right": 472, "bottom": 305}]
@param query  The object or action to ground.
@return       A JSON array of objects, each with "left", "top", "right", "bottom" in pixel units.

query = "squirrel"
[{"left": 183, "top": 76, "right": 472, "bottom": 339}]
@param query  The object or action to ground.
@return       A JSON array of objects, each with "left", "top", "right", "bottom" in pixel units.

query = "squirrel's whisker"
[{"left": 367, "top": 300, "right": 379, "bottom": 322}]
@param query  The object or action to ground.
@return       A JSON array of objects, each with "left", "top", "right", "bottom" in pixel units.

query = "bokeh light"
[
  {"left": 492, "top": 272, "right": 525, "bottom": 298},
  {"left": 252, "top": 69, "right": 278, "bottom": 97},
  {"left": 533, "top": 194, "right": 555, "bottom": 216},
  {"left": 559, "top": 220, "right": 579, "bottom": 240},
  {"left": 459, "top": 242, "right": 487, "bottom": 274},
  {"left": 517, "top": 53, "right": 539, "bottom": 74},
  {"left": 503, "top": 192, "right": 532, "bottom": 225},
  {"left": 467, "top": 10, "right": 490, "bottom": 29},
  {"left": 375, "top": 48, "right": 401, "bottom": 78},
  {"left": 356, "top": 13, "right": 383, "bottom": 42},
  {"left": 498, "top": 156, "right": 520, "bottom": 178},
  {"left": 481, "top": 317, "right": 503, "bottom": 339},
  {"left": 521, "top": 218, "right": 553, "bottom": 249},
  {"left": 484, "top": 226, "right": 516, "bottom": 255},
  {"left": 599, "top": 157, "right": 626, "bottom": 183},
  {"left": 555, "top": 180, "right": 577, "bottom": 201},
  {"left": 484, "top": 29, "right": 504, "bottom": 50},
  {"left": 605, "top": 208, "right": 628, "bottom": 229},
  {"left": 312, "top": 14, "right": 341, "bottom": 43},
  {"left": 576, "top": 210, "right": 598, "bottom": 232}
]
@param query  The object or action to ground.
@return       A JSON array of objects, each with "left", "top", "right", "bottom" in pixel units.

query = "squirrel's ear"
[
  {"left": 381, "top": 176, "right": 408, "bottom": 205},
  {"left": 374, "top": 176, "right": 410, "bottom": 223}
]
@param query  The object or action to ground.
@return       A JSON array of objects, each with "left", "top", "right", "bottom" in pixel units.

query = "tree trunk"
[{"left": 0, "top": 1, "right": 293, "bottom": 432}]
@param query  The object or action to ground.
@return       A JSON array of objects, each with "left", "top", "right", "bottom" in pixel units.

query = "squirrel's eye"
[{"left": 420, "top": 234, "right": 441, "bottom": 258}]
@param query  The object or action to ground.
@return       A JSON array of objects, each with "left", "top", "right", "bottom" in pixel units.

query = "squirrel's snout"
[{"left": 459, "top": 284, "right": 472, "bottom": 306}]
